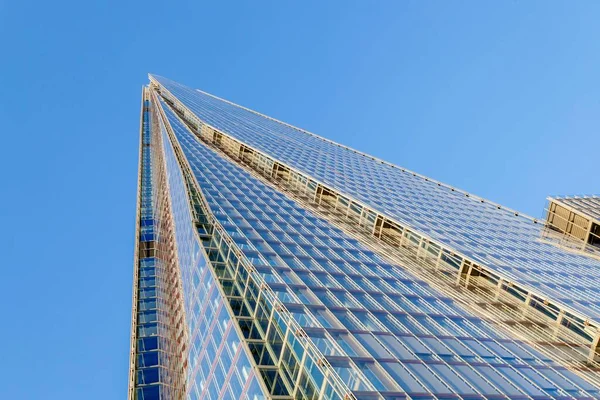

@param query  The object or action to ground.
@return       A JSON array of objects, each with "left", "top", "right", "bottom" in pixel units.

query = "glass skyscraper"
[{"left": 129, "top": 74, "right": 600, "bottom": 400}]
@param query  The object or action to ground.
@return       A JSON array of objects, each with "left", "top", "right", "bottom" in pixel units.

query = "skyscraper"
[{"left": 129, "top": 74, "right": 600, "bottom": 400}]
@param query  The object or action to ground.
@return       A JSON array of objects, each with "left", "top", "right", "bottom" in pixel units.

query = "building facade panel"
[
  {"left": 159, "top": 102, "right": 267, "bottom": 400},
  {"left": 130, "top": 89, "right": 187, "bottom": 399},
  {"left": 545, "top": 196, "right": 600, "bottom": 248},
  {"left": 132, "top": 76, "right": 600, "bottom": 399},
  {"left": 149, "top": 75, "right": 600, "bottom": 328},
  {"left": 156, "top": 95, "right": 600, "bottom": 399}
]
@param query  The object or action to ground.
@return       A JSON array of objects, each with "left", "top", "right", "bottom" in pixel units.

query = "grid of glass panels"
[
  {"left": 133, "top": 96, "right": 185, "bottom": 399},
  {"left": 150, "top": 75, "right": 600, "bottom": 325},
  {"left": 158, "top": 101, "right": 267, "bottom": 400},
  {"left": 134, "top": 97, "right": 161, "bottom": 399},
  {"left": 159, "top": 99, "right": 347, "bottom": 400},
  {"left": 159, "top": 99, "right": 600, "bottom": 399}
]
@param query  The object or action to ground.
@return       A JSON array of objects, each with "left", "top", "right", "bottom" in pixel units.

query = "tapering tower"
[{"left": 129, "top": 75, "right": 600, "bottom": 399}]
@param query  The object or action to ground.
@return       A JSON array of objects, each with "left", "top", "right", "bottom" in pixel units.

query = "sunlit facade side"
[
  {"left": 130, "top": 76, "right": 600, "bottom": 400},
  {"left": 545, "top": 196, "right": 600, "bottom": 249},
  {"left": 129, "top": 88, "right": 187, "bottom": 399},
  {"left": 130, "top": 88, "right": 267, "bottom": 400}
]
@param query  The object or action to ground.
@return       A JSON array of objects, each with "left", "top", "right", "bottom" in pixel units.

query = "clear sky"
[{"left": 1, "top": 1, "right": 599, "bottom": 398}]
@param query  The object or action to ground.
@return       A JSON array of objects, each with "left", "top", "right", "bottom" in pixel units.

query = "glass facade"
[
  {"left": 130, "top": 89, "right": 187, "bottom": 399},
  {"left": 150, "top": 75, "right": 600, "bottom": 326},
  {"left": 130, "top": 77, "right": 600, "bottom": 400},
  {"left": 158, "top": 100, "right": 266, "bottom": 400}
]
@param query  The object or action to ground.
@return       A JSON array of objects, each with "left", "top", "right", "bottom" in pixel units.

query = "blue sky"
[{"left": 1, "top": 1, "right": 599, "bottom": 398}]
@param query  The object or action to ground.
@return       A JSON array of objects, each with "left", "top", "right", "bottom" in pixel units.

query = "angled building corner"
[
  {"left": 544, "top": 196, "right": 600, "bottom": 249},
  {"left": 129, "top": 74, "right": 600, "bottom": 399}
]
